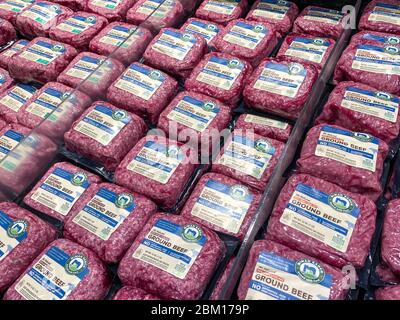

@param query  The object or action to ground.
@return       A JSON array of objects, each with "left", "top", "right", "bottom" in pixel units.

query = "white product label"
[
  {"left": 0, "top": 0, "right": 34, "bottom": 13},
  {"left": 66, "top": 56, "right": 109, "bottom": 83},
  {"left": 1, "top": 40, "right": 29, "bottom": 58},
  {"left": 303, "top": 7, "right": 344, "bottom": 25},
  {"left": 284, "top": 37, "right": 330, "bottom": 64},
  {"left": 369, "top": 2, "right": 400, "bottom": 26},
  {"left": 0, "top": 210, "right": 28, "bottom": 262},
  {"left": 244, "top": 114, "right": 289, "bottom": 130},
  {"left": 0, "top": 130, "right": 25, "bottom": 162},
  {"left": 315, "top": 125, "right": 379, "bottom": 172},
  {"left": 190, "top": 181, "right": 253, "bottom": 234},
  {"left": 136, "top": 0, "right": 173, "bottom": 18},
  {"left": 21, "top": 2, "right": 61, "bottom": 25},
  {"left": 19, "top": 40, "right": 65, "bottom": 65},
  {"left": 361, "top": 33, "right": 400, "bottom": 45},
  {"left": 245, "top": 251, "right": 332, "bottom": 300},
  {"left": 99, "top": 25, "right": 142, "bottom": 48},
  {"left": 25, "top": 87, "right": 66, "bottom": 120},
  {"left": 0, "top": 84, "right": 37, "bottom": 112},
  {"left": 90, "top": 0, "right": 122, "bottom": 10},
  {"left": 56, "top": 15, "right": 97, "bottom": 34},
  {"left": 74, "top": 104, "right": 130, "bottom": 146},
  {"left": 167, "top": 96, "right": 220, "bottom": 132},
  {"left": 30, "top": 168, "right": 90, "bottom": 216},
  {"left": 280, "top": 183, "right": 360, "bottom": 253},
  {"left": 151, "top": 30, "right": 196, "bottom": 61},
  {"left": 15, "top": 246, "right": 89, "bottom": 300},
  {"left": 184, "top": 20, "right": 220, "bottom": 44},
  {"left": 203, "top": 0, "right": 240, "bottom": 15},
  {"left": 133, "top": 219, "right": 206, "bottom": 279},
  {"left": 252, "top": 0, "right": 291, "bottom": 20},
  {"left": 223, "top": 21, "right": 268, "bottom": 49},
  {"left": 254, "top": 62, "right": 307, "bottom": 98}
]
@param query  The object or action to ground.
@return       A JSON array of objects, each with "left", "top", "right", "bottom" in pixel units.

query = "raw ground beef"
[
  {"left": 375, "top": 285, "right": 400, "bottom": 300},
  {"left": 0, "top": 202, "right": 57, "bottom": 292},
  {"left": 180, "top": 18, "right": 222, "bottom": 49},
  {"left": 86, "top": 0, "right": 135, "bottom": 21},
  {"left": 49, "top": 12, "right": 108, "bottom": 51},
  {"left": 3, "top": 238, "right": 111, "bottom": 300},
  {"left": 57, "top": 52, "right": 125, "bottom": 99},
  {"left": 51, "top": 0, "right": 89, "bottom": 11},
  {"left": 126, "top": 0, "right": 184, "bottom": 33},
  {"left": 277, "top": 34, "right": 336, "bottom": 72},
  {"left": 114, "top": 135, "right": 198, "bottom": 209},
  {"left": 211, "top": 130, "right": 285, "bottom": 191},
  {"left": 376, "top": 263, "right": 400, "bottom": 284},
  {"left": 0, "top": 0, "right": 35, "bottom": 25},
  {"left": 180, "top": 172, "right": 262, "bottom": 240},
  {"left": 265, "top": 174, "right": 377, "bottom": 268},
  {"left": 195, "top": 0, "right": 248, "bottom": 26},
  {"left": 0, "top": 40, "right": 30, "bottom": 70},
  {"left": 297, "top": 124, "right": 389, "bottom": 201},
  {"left": 118, "top": 213, "right": 226, "bottom": 300},
  {"left": 209, "top": 258, "right": 234, "bottom": 300},
  {"left": 0, "top": 117, "right": 5, "bottom": 130},
  {"left": 213, "top": 19, "right": 278, "bottom": 67},
  {"left": 333, "top": 41, "right": 400, "bottom": 96},
  {"left": 234, "top": 113, "right": 292, "bottom": 143},
  {"left": 246, "top": 0, "right": 299, "bottom": 36},
  {"left": 237, "top": 240, "right": 350, "bottom": 300},
  {"left": 0, "top": 18, "right": 16, "bottom": 45},
  {"left": 0, "top": 67, "right": 13, "bottom": 95},
  {"left": 315, "top": 81, "right": 400, "bottom": 144},
  {"left": 381, "top": 199, "right": 400, "bottom": 276},
  {"left": 178, "top": 0, "right": 201, "bottom": 13},
  {"left": 293, "top": 6, "right": 347, "bottom": 40},
  {"left": 64, "top": 182, "right": 157, "bottom": 264},
  {"left": 359, "top": 0, "right": 400, "bottom": 35},
  {"left": 9, "top": 37, "right": 78, "bottom": 84},
  {"left": 184, "top": 52, "right": 253, "bottom": 107},
  {"left": 23, "top": 162, "right": 102, "bottom": 222},
  {"left": 0, "top": 123, "right": 31, "bottom": 163},
  {"left": 89, "top": 22, "right": 153, "bottom": 66},
  {"left": 350, "top": 30, "right": 400, "bottom": 47},
  {"left": 64, "top": 101, "right": 147, "bottom": 171},
  {"left": 107, "top": 62, "right": 178, "bottom": 124},
  {"left": 243, "top": 57, "right": 318, "bottom": 120},
  {"left": 15, "top": 1, "right": 73, "bottom": 38},
  {"left": 113, "top": 286, "right": 161, "bottom": 300}
]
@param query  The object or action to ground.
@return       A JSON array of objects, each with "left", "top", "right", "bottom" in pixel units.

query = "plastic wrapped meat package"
[
  {"left": 86, "top": 0, "right": 136, "bottom": 21},
  {"left": 51, "top": 0, "right": 89, "bottom": 11},
  {"left": 0, "top": 40, "right": 30, "bottom": 70},
  {"left": 359, "top": 0, "right": 400, "bottom": 35},
  {"left": 0, "top": 123, "right": 30, "bottom": 164},
  {"left": 0, "top": 68, "right": 13, "bottom": 95},
  {"left": 0, "top": 18, "right": 16, "bottom": 46},
  {"left": 375, "top": 285, "right": 400, "bottom": 300},
  {"left": 195, "top": 0, "right": 248, "bottom": 26},
  {"left": 381, "top": 199, "right": 400, "bottom": 276},
  {"left": 209, "top": 258, "right": 235, "bottom": 300},
  {"left": 0, "top": 0, "right": 35, "bottom": 25},
  {"left": 180, "top": 18, "right": 222, "bottom": 49},
  {"left": 113, "top": 286, "right": 161, "bottom": 300}
]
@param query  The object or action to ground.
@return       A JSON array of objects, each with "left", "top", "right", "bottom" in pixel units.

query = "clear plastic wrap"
[{"left": 359, "top": 0, "right": 400, "bottom": 35}]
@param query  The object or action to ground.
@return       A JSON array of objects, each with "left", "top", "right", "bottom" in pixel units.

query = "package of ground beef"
[
  {"left": 359, "top": 0, "right": 400, "bottom": 35},
  {"left": 297, "top": 124, "right": 389, "bottom": 201},
  {"left": 195, "top": 0, "right": 248, "bottom": 26},
  {"left": 0, "top": 40, "right": 29, "bottom": 70},
  {"left": 64, "top": 183, "right": 157, "bottom": 264},
  {"left": 316, "top": 81, "right": 400, "bottom": 144},
  {"left": 49, "top": 12, "right": 108, "bottom": 51},
  {"left": 0, "top": 0, "right": 35, "bottom": 25},
  {"left": 376, "top": 263, "right": 400, "bottom": 284},
  {"left": 143, "top": 28, "right": 208, "bottom": 79},
  {"left": 181, "top": 172, "right": 262, "bottom": 240},
  {"left": 333, "top": 42, "right": 400, "bottom": 96},
  {"left": 15, "top": 1, "right": 73, "bottom": 38},
  {"left": 57, "top": 52, "right": 125, "bottom": 99},
  {"left": 0, "top": 202, "right": 57, "bottom": 292},
  {"left": 180, "top": 18, "right": 222, "bottom": 49},
  {"left": 0, "top": 18, "right": 16, "bottom": 46},
  {"left": 126, "top": 0, "right": 184, "bottom": 33},
  {"left": 237, "top": 240, "right": 350, "bottom": 300},
  {"left": 64, "top": 101, "right": 147, "bottom": 171},
  {"left": 381, "top": 199, "right": 400, "bottom": 276},
  {"left": 246, "top": 0, "right": 299, "bottom": 36},
  {"left": 243, "top": 57, "right": 318, "bottom": 120},
  {"left": 209, "top": 258, "right": 234, "bottom": 300},
  {"left": 0, "top": 123, "right": 30, "bottom": 163},
  {"left": 118, "top": 213, "right": 226, "bottom": 300},
  {"left": 277, "top": 34, "right": 336, "bottom": 72},
  {"left": 51, "top": 0, "right": 89, "bottom": 11},
  {"left": 211, "top": 131, "right": 285, "bottom": 191},
  {"left": 113, "top": 286, "right": 161, "bottom": 300},
  {"left": 0, "top": 117, "right": 6, "bottom": 130},
  {"left": 3, "top": 238, "right": 111, "bottom": 300},
  {"left": 375, "top": 285, "right": 400, "bottom": 300},
  {"left": 24, "top": 162, "right": 102, "bottom": 222},
  {"left": 0, "top": 68, "right": 13, "bottom": 95},
  {"left": 349, "top": 30, "right": 400, "bottom": 47},
  {"left": 89, "top": 22, "right": 153, "bottom": 66},
  {"left": 213, "top": 19, "right": 278, "bottom": 67},
  {"left": 86, "top": 0, "right": 135, "bottom": 21},
  {"left": 265, "top": 174, "right": 377, "bottom": 268},
  {"left": 107, "top": 62, "right": 178, "bottom": 124},
  {"left": 185, "top": 52, "right": 253, "bottom": 107},
  {"left": 9, "top": 37, "right": 78, "bottom": 84}
]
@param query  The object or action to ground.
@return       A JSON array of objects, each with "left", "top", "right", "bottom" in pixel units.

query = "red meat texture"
[
  {"left": 359, "top": 0, "right": 400, "bottom": 35},
  {"left": 185, "top": 52, "right": 253, "bottom": 107},
  {"left": 350, "top": 30, "right": 400, "bottom": 47},
  {"left": 180, "top": 18, "right": 222, "bottom": 49},
  {"left": 107, "top": 62, "right": 178, "bottom": 124},
  {"left": 89, "top": 22, "right": 153, "bottom": 66},
  {"left": 64, "top": 182, "right": 157, "bottom": 264},
  {"left": 212, "top": 130, "right": 285, "bottom": 191},
  {"left": 381, "top": 199, "right": 400, "bottom": 276},
  {"left": 9, "top": 37, "right": 78, "bottom": 84},
  {"left": 195, "top": 0, "right": 248, "bottom": 26},
  {"left": 0, "top": 202, "right": 57, "bottom": 292},
  {"left": 3, "top": 239, "right": 112, "bottom": 300},
  {"left": 0, "top": 18, "right": 16, "bottom": 45},
  {"left": 234, "top": 113, "right": 292, "bottom": 143},
  {"left": 143, "top": 28, "right": 208, "bottom": 79},
  {"left": 277, "top": 34, "right": 336, "bottom": 72},
  {"left": 209, "top": 258, "right": 234, "bottom": 300},
  {"left": 375, "top": 285, "right": 400, "bottom": 300},
  {"left": 0, "top": 67, "right": 13, "bottom": 95},
  {"left": 126, "top": 0, "right": 184, "bottom": 33},
  {"left": 297, "top": 124, "right": 389, "bottom": 201},
  {"left": 0, "top": 117, "right": 6, "bottom": 130},
  {"left": 265, "top": 174, "right": 377, "bottom": 268},
  {"left": 57, "top": 52, "right": 125, "bottom": 99},
  {"left": 243, "top": 57, "right": 318, "bottom": 120},
  {"left": 376, "top": 263, "right": 400, "bottom": 284},
  {"left": 0, "top": 0, "right": 35, "bottom": 25},
  {"left": 181, "top": 172, "right": 262, "bottom": 240},
  {"left": 114, "top": 135, "right": 198, "bottom": 209},
  {"left": 118, "top": 213, "right": 226, "bottom": 300},
  {"left": 246, "top": 0, "right": 299, "bottom": 36},
  {"left": 236, "top": 240, "right": 350, "bottom": 300},
  {"left": 86, "top": 0, "right": 135, "bottom": 21},
  {"left": 315, "top": 81, "right": 400, "bottom": 144},
  {"left": 24, "top": 162, "right": 102, "bottom": 222},
  {"left": 0, "top": 39, "right": 30, "bottom": 70},
  {"left": 15, "top": 1, "right": 73, "bottom": 38},
  {"left": 113, "top": 286, "right": 161, "bottom": 300},
  {"left": 179, "top": 0, "right": 202, "bottom": 13},
  {"left": 51, "top": 0, "right": 89, "bottom": 11},
  {"left": 293, "top": 6, "right": 347, "bottom": 40},
  {"left": 64, "top": 101, "right": 147, "bottom": 171},
  {"left": 49, "top": 12, "right": 108, "bottom": 51},
  {"left": 213, "top": 19, "right": 278, "bottom": 67}
]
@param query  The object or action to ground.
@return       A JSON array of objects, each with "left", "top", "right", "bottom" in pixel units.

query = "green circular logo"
[
  {"left": 228, "top": 59, "right": 241, "bottom": 69},
  {"left": 202, "top": 101, "right": 216, "bottom": 112},
  {"left": 253, "top": 25, "right": 265, "bottom": 33},
  {"left": 295, "top": 259, "right": 325, "bottom": 284},
  {"left": 65, "top": 254, "right": 88, "bottom": 275},
  {"left": 52, "top": 44, "right": 64, "bottom": 52},
  {"left": 353, "top": 132, "right": 373, "bottom": 142},
  {"left": 206, "top": 24, "right": 218, "bottom": 31},
  {"left": 254, "top": 139, "right": 271, "bottom": 153},
  {"left": 313, "top": 39, "right": 325, "bottom": 46},
  {"left": 166, "top": 145, "right": 180, "bottom": 158},
  {"left": 376, "top": 91, "right": 392, "bottom": 101},
  {"left": 328, "top": 193, "right": 355, "bottom": 213},
  {"left": 181, "top": 33, "right": 193, "bottom": 42},
  {"left": 288, "top": 63, "right": 304, "bottom": 75},
  {"left": 182, "top": 224, "right": 203, "bottom": 242},
  {"left": 229, "top": 185, "right": 249, "bottom": 201},
  {"left": 149, "top": 70, "right": 162, "bottom": 80},
  {"left": 386, "top": 36, "right": 400, "bottom": 45},
  {"left": 112, "top": 109, "right": 128, "bottom": 121},
  {"left": 86, "top": 16, "right": 96, "bottom": 23},
  {"left": 71, "top": 172, "right": 88, "bottom": 186},
  {"left": 50, "top": 5, "right": 60, "bottom": 12},
  {"left": 7, "top": 220, "right": 28, "bottom": 238},
  {"left": 115, "top": 193, "right": 133, "bottom": 209},
  {"left": 385, "top": 46, "right": 399, "bottom": 55}
]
